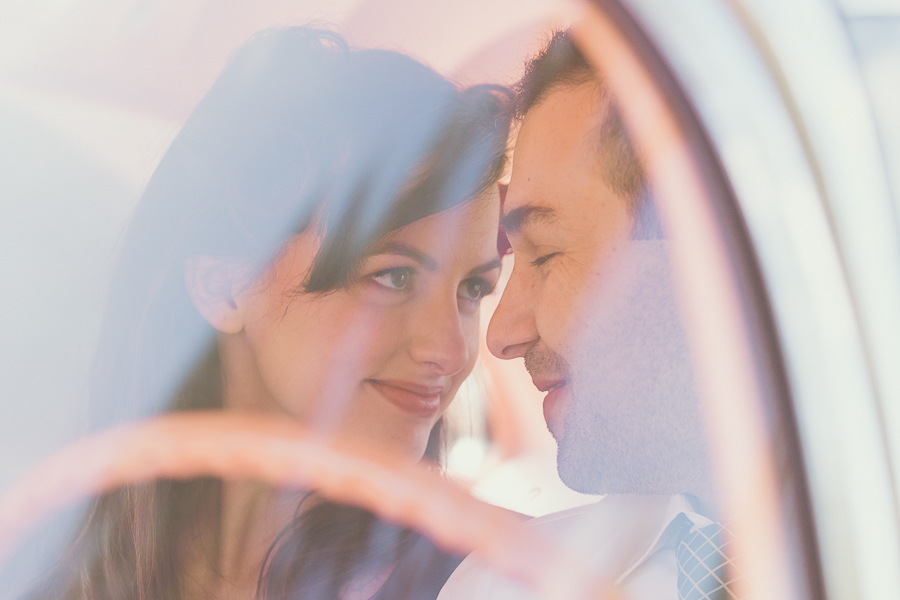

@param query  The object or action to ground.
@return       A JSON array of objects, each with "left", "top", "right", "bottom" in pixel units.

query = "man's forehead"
[
  {"left": 515, "top": 83, "right": 604, "bottom": 164},
  {"left": 505, "top": 84, "right": 605, "bottom": 229}
]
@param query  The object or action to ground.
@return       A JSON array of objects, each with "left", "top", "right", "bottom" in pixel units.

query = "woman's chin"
[{"left": 325, "top": 422, "right": 434, "bottom": 465}]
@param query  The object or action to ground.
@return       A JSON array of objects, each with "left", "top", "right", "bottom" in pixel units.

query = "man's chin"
[{"left": 556, "top": 449, "right": 603, "bottom": 495}]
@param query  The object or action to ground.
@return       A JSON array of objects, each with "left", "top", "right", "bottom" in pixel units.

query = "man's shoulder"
[
  {"left": 437, "top": 494, "right": 684, "bottom": 600},
  {"left": 436, "top": 501, "right": 604, "bottom": 600}
]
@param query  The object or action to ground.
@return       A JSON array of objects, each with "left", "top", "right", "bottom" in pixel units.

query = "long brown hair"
[{"left": 26, "top": 27, "right": 510, "bottom": 600}]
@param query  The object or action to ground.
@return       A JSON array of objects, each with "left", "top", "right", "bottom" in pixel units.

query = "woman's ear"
[{"left": 184, "top": 256, "right": 251, "bottom": 334}]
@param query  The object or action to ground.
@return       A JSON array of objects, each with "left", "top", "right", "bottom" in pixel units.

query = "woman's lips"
[{"left": 367, "top": 379, "right": 443, "bottom": 418}]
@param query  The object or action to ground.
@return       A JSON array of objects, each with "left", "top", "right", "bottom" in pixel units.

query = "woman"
[{"left": 30, "top": 27, "right": 510, "bottom": 600}]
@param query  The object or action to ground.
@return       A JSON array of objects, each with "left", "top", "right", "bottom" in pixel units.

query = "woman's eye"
[
  {"left": 370, "top": 267, "right": 413, "bottom": 290},
  {"left": 459, "top": 277, "right": 495, "bottom": 302},
  {"left": 531, "top": 252, "right": 559, "bottom": 268}
]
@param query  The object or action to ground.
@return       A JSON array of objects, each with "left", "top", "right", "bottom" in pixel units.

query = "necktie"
[{"left": 674, "top": 513, "right": 743, "bottom": 600}]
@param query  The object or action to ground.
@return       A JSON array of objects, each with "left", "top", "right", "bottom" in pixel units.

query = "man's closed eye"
[{"left": 532, "top": 252, "right": 560, "bottom": 267}]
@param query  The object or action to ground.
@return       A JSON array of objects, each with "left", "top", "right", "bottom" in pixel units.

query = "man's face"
[
  {"left": 488, "top": 83, "right": 709, "bottom": 495},
  {"left": 488, "top": 83, "right": 633, "bottom": 435}
]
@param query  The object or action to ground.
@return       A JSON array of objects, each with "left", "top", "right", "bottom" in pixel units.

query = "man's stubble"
[{"left": 536, "top": 241, "right": 713, "bottom": 497}]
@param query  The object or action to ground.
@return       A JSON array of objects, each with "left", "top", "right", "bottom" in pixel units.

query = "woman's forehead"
[{"left": 373, "top": 194, "right": 500, "bottom": 261}]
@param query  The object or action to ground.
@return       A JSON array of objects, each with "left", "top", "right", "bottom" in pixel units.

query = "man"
[{"left": 438, "top": 31, "right": 733, "bottom": 600}]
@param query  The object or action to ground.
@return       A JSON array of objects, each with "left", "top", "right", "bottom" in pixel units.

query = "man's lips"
[
  {"left": 532, "top": 378, "right": 568, "bottom": 393},
  {"left": 367, "top": 379, "right": 444, "bottom": 418},
  {"left": 532, "top": 377, "right": 570, "bottom": 437}
]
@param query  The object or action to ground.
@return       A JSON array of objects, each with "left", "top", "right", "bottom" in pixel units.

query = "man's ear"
[{"left": 184, "top": 256, "right": 251, "bottom": 334}]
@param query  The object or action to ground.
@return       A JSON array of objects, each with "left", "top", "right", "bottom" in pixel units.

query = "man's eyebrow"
[
  {"left": 367, "top": 242, "right": 439, "bottom": 271},
  {"left": 501, "top": 205, "right": 556, "bottom": 236},
  {"left": 468, "top": 258, "right": 502, "bottom": 276}
]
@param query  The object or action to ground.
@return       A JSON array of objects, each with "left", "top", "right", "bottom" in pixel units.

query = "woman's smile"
[{"left": 366, "top": 379, "right": 445, "bottom": 418}]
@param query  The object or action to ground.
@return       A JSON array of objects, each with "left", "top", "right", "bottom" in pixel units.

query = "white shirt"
[{"left": 437, "top": 494, "right": 712, "bottom": 600}]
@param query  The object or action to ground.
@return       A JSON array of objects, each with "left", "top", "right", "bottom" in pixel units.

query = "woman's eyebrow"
[
  {"left": 469, "top": 258, "right": 502, "bottom": 276},
  {"left": 368, "top": 242, "right": 439, "bottom": 271}
]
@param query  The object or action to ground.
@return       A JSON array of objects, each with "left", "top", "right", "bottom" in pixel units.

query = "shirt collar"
[{"left": 614, "top": 494, "right": 712, "bottom": 584}]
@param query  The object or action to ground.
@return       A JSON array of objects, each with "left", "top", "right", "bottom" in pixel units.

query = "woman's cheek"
[{"left": 452, "top": 316, "right": 481, "bottom": 386}]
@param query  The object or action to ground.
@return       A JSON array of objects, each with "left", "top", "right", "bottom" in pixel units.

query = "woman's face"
[{"left": 223, "top": 192, "right": 501, "bottom": 459}]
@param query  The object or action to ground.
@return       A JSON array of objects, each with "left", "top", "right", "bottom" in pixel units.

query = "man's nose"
[
  {"left": 487, "top": 264, "right": 539, "bottom": 359},
  {"left": 408, "top": 294, "right": 470, "bottom": 375}
]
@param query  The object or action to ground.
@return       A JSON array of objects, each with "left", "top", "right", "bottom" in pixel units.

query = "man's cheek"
[
  {"left": 551, "top": 267, "right": 593, "bottom": 325},
  {"left": 535, "top": 288, "right": 579, "bottom": 359}
]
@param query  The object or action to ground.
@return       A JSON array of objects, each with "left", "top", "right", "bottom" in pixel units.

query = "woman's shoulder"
[{"left": 372, "top": 532, "right": 465, "bottom": 600}]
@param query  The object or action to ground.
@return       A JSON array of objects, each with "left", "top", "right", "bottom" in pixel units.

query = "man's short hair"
[{"left": 513, "top": 30, "right": 661, "bottom": 239}]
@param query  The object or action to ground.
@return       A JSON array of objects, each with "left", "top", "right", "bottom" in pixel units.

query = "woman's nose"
[
  {"left": 408, "top": 294, "right": 470, "bottom": 376},
  {"left": 487, "top": 265, "right": 539, "bottom": 360}
]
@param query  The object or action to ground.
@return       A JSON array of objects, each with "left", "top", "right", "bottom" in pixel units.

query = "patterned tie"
[{"left": 674, "top": 513, "right": 744, "bottom": 600}]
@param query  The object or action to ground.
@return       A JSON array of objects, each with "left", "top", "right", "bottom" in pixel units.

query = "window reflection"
[{"left": 0, "top": 2, "right": 853, "bottom": 600}]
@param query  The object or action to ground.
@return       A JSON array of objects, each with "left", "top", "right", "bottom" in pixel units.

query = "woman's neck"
[
  {"left": 218, "top": 334, "right": 288, "bottom": 415},
  {"left": 213, "top": 482, "right": 306, "bottom": 600}
]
